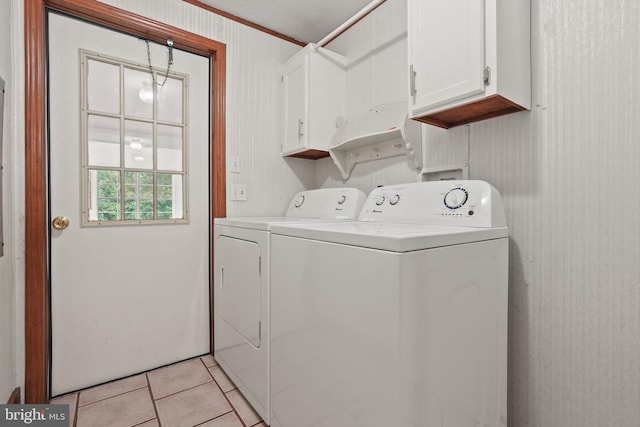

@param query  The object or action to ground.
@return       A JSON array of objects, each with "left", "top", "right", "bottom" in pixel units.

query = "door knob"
[{"left": 52, "top": 216, "right": 70, "bottom": 230}]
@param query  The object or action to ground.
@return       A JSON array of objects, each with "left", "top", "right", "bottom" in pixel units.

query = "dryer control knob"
[
  {"left": 337, "top": 195, "right": 346, "bottom": 205},
  {"left": 294, "top": 194, "right": 305, "bottom": 208},
  {"left": 444, "top": 188, "right": 468, "bottom": 210},
  {"left": 389, "top": 194, "right": 400, "bottom": 205},
  {"left": 375, "top": 195, "right": 386, "bottom": 206}
]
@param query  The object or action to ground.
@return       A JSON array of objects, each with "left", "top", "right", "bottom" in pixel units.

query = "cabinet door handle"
[
  {"left": 410, "top": 64, "right": 417, "bottom": 96},
  {"left": 297, "top": 118, "right": 304, "bottom": 139}
]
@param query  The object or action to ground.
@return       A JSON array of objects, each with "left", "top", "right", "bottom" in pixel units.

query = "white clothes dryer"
[
  {"left": 213, "top": 187, "right": 366, "bottom": 423},
  {"left": 269, "top": 181, "right": 508, "bottom": 427}
]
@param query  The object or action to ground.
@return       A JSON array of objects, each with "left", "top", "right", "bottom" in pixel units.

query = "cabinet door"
[
  {"left": 283, "top": 53, "right": 308, "bottom": 155},
  {"left": 410, "top": 0, "right": 486, "bottom": 113}
]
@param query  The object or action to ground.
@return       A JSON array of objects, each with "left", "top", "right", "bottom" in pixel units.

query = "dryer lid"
[
  {"left": 214, "top": 187, "right": 367, "bottom": 230},
  {"left": 214, "top": 216, "right": 357, "bottom": 231}
]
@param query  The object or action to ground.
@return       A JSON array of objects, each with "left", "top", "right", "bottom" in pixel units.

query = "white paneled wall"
[
  {"left": 0, "top": 0, "right": 15, "bottom": 404},
  {"left": 1, "top": 0, "right": 25, "bottom": 404},
  {"left": 471, "top": 1, "right": 640, "bottom": 425},
  {"left": 99, "top": 0, "right": 315, "bottom": 217},
  {"left": 317, "top": 0, "right": 640, "bottom": 426}
]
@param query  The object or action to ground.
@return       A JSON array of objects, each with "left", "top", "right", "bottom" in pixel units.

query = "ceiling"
[{"left": 197, "top": 0, "right": 376, "bottom": 45}]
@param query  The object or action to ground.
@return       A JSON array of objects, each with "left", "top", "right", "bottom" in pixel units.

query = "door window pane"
[
  {"left": 88, "top": 115, "right": 120, "bottom": 167},
  {"left": 88, "top": 169, "right": 121, "bottom": 222},
  {"left": 124, "top": 67, "right": 154, "bottom": 119},
  {"left": 124, "top": 120, "right": 153, "bottom": 169},
  {"left": 88, "top": 59, "right": 119, "bottom": 114},
  {"left": 157, "top": 125, "right": 183, "bottom": 171},
  {"left": 157, "top": 76, "right": 183, "bottom": 123},
  {"left": 158, "top": 174, "right": 183, "bottom": 219},
  {"left": 125, "top": 171, "right": 154, "bottom": 220}
]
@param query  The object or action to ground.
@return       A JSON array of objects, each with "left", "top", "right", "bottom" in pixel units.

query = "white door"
[
  {"left": 48, "top": 13, "right": 211, "bottom": 396},
  {"left": 409, "top": 0, "right": 485, "bottom": 112}
]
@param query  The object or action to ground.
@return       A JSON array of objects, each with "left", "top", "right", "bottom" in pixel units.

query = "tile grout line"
[
  {"left": 76, "top": 384, "right": 149, "bottom": 409},
  {"left": 149, "top": 356, "right": 240, "bottom": 426},
  {"left": 72, "top": 393, "right": 79, "bottom": 427},
  {"left": 146, "top": 373, "right": 163, "bottom": 427},
  {"left": 147, "top": 354, "right": 219, "bottom": 402},
  {"left": 152, "top": 378, "right": 215, "bottom": 402},
  {"left": 189, "top": 356, "right": 237, "bottom": 427},
  {"left": 202, "top": 357, "right": 253, "bottom": 427},
  {"left": 192, "top": 410, "right": 234, "bottom": 427},
  {"left": 205, "top": 362, "right": 239, "bottom": 395}
]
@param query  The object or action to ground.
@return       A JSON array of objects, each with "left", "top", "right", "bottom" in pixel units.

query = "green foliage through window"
[
  {"left": 157, "top": 174, "right": 174, "bottom": 220},
  {"left": 93, "top": 169, "right": 181, "bottom": 221},
  {"left": 125, "top": 171, "right": 154, "bottom": 220},
  {"left": 97, "top": 170, "right": 121, "bottom": 221}
]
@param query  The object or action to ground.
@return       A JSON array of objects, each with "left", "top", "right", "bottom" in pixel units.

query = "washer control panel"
[
  {"left": 358, "top": 181, "right": 506, "bottom": 227},
  {"left": 293, "top": 194, "right": 305, "bottom": 208},
  {"left": 443, "top": 187, "right": 468, "bottom": 210},
  {"left": 286, "top": 187, "right": 367, "bottom": 219}
]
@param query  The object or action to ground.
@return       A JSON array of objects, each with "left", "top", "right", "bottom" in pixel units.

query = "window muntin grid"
[{"left": 80, "top": 50, "right": 188, "bottom": 225}]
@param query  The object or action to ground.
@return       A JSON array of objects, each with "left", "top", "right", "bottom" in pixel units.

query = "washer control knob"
[
  {"left": 375, "top": 195, "right": 386, "bottom": 206},
  {"left": 294, "top": 194, "right": 305, "bottom": 208},
  {"left": 389, "top": 194, "right": 400, "bottom": 205},
  {"left": 444, "top": 187, "right": 469, "bottom": 210},
  {"left": 337, "top": 195, "right": 346, "bottom": 205}
]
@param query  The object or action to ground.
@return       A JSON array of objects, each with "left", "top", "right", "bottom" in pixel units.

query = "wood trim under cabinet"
[
  {"left": 183, "top": 0, "right": 307, "bottom": 47},
  {"left": 25, "top": 0, "right": 226, "bottom": 403},
  {"left": 286, "top": 149, "right": 331, "bottom": 160},
  {"left": 412, "top": 94, "right": 528, "bottom": 129}
]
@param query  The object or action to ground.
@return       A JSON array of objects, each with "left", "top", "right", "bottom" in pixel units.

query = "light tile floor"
[{"left": 50, "top": 355, "right": 267, "bottom": 427}]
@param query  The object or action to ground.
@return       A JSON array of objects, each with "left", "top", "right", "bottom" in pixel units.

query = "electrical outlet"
[
  {"left": 230, "top": 155, "right": 240, "bottom": 173},
  {"left": 230, "top": 184, "right": 247, "bottom": 201}
]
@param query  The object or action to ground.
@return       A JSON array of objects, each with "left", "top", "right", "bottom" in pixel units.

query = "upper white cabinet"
[
  {"left": 282, "top": 43, "right": 345, "bottom": 159},
  {"left": 408, "top": 0, "right": 530, "bottom": 129}
]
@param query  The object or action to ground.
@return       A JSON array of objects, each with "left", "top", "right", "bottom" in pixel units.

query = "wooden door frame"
[{"left": 25, "top": 0, "right": 226, "bottom": 403}]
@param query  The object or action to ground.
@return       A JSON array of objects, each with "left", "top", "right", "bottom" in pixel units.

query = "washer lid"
[{"left": 270, "top": 222, "right": 508, "bottom": 252}]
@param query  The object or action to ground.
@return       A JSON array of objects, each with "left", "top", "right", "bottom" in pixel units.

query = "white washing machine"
[
  {"left": 213, "top": 187, "right": 366, "bottom": 424},
  {"left": 269, "top": 180, "right": 508, "bottom": 427}
]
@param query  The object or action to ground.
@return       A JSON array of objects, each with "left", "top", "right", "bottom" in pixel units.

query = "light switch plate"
[
  {"left": 230, "top": 184, "right": 247, "bottom": 201},
  {"left": 230, "top": 155, "right": 240, "bottom": 173}
]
